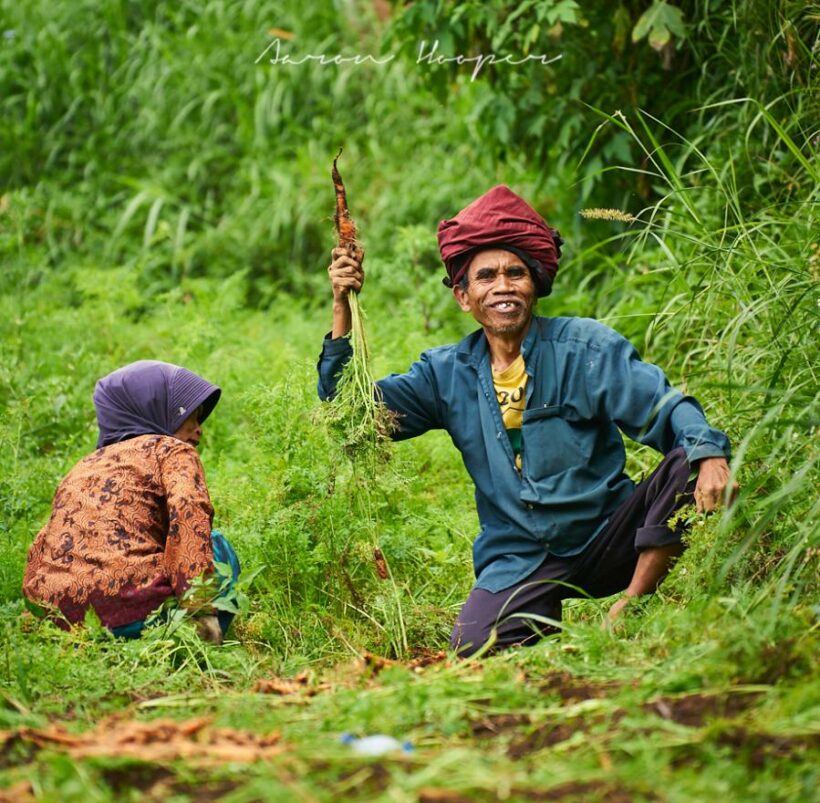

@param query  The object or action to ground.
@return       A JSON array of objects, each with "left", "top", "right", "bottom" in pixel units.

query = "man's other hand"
[
  {"left": 329, "top": 246, "right": 364, "bottom": 303},
  {"left": 693, "top": 456, "right": 738, "bottom": 513}
]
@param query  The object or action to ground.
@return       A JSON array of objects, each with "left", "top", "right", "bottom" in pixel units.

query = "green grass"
[{"left": 1, "top": 0, "right": 818, "bottom": 799}]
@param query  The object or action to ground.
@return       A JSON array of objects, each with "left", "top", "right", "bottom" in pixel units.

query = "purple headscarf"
[{"left": 93, "top": 361, "right": 221, "bottom": 448}]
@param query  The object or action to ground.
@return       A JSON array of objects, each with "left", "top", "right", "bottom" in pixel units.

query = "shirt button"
[{"left": 527, "top": 503, "right": 534, "bottom": 510}]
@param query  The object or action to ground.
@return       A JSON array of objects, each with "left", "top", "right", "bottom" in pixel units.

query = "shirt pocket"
[{"left": 521, "top": 404, "right": 590, "bottom": 478}]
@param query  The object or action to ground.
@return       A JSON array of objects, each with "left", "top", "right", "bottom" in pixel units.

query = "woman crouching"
[{"left": 23, "top": 360, "right": 240, "bottom": 643}]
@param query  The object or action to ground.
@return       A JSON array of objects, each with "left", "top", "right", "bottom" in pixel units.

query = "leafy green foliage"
[
  {"left": 386, "top": 0, "right": 817, "bottom": 206},
  {"left": 632, "top": 1, "right": 686, "bottom": 50},
  {"left": 0, "top": 0, "right": 817, "bottom": 798}
]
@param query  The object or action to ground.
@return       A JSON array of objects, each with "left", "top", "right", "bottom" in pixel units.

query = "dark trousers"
[{"left": 450, "top": 448, "right": 696, "bottom": 657}]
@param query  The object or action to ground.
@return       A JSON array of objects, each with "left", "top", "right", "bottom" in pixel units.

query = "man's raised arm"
[
  {"left": 317, "top": 246, "right": 443, "bottom": 439},
  {"left": 317, "top": 247, "right": 364, "bottom": 401}
]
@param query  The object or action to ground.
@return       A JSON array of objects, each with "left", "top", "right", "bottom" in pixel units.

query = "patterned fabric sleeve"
[{"left": 157, "top": 439, "right": 215, "bottom": 597}]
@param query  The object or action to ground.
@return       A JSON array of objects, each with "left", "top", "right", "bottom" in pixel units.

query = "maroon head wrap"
[{"left": 437, "top": 185, "right": 562, "bottom": 297}]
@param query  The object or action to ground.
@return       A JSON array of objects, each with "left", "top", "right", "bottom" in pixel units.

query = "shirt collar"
[
  {"left": 458, "top": 315, "right": 542, "bottom": 369},
  {"left": 520, "top": 316, "right": 540, "bottom": 363}
]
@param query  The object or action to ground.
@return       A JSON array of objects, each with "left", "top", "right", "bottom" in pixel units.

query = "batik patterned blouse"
[{"left": 23, "top": 434, "right": 214, "bottom": 629}]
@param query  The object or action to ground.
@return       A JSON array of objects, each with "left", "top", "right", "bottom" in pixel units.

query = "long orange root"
[{"left": 332, "top": 147, "right": 360, "bottom": 252}]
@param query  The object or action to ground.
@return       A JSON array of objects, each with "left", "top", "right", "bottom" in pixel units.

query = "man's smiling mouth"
[{"left": 488, "top": 300, "right": 521, "bottom": 311}]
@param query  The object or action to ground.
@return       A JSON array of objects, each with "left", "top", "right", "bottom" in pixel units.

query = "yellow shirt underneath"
[{"left": 492, "top": 354, "right": 527, "bottom": 470}]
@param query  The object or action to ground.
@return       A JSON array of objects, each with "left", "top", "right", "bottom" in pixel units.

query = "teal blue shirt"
[{"left": 318, "top": 316, "right": 730, "bottom": 592}]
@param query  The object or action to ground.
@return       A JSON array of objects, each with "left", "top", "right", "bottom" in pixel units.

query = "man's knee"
[
  {"left": 450, "top": 609, "right": 560, "bottom": 658},
  {"left": 449, "top": 618, "right": 493, "bottom": 658}
]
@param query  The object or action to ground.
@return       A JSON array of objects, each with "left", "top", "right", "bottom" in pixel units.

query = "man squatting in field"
[{"left": 318, "top": 185, "right": 737, "bottom": 657}]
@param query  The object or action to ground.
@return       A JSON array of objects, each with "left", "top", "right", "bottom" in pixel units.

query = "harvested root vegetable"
[
  {"left": 327, "top": 148, "right": 396, "bottom": 452},
  {"left": 325, "top": 150, "right": 400, "bottom": 600},
  {"left": 373, "top": 546, "right": 389, "bottom": 580},
  {"left": 333, "top": 147, "right": 360, "bottom": 251}
]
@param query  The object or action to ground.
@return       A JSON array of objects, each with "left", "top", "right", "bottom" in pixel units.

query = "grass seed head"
[{"left": 579, "top": 208, "right": 637, "bottom": 223}]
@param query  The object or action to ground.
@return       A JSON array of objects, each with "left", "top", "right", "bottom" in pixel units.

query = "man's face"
[{"left": 452, "top": 248, "right": 536, "bottom": 337}]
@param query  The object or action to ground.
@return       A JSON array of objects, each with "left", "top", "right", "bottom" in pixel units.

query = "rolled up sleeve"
[{"left": 668, "top": 397, "right": 731, "bottom": 462}]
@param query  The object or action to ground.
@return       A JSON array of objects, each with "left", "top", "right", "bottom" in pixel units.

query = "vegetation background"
[{"left": 0, "top": 0, "right": 817, "bottom": 799}]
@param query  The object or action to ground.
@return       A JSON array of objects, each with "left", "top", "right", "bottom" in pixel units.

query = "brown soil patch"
[
  {"left": 249, "top": 650, "right": 451, "bottom": 702},
  {"left": 670, "top": 727, "right": 820, "bottom": 770},
  {"left": 358, "top": 650, "right": 450, "bottom": 677},
  {"left": 512, "top": 780, "right": 638, "bottom": 801},
  {"left": 642, "top": 690, "right": 762, "bottom": 727},
  {"left": 0, "top": 716, "right": 283, "bottom": 766},
  {"left": 0, "top": 731, "right": 38, "bottom": 771},
  {"left": 171, "top": 780, "right": 242, "bottom": 801},
  {"left": 716, "top": 727, "right": 820, "bottom": 768},
  {"left": 754, "top": 638, "right": 804, "bottom": 684},
  {"left": 98, "top": 765, "right": 241, "bottom": 801},
  {"left": 98, "top": 764, "right": 176, "bottom": 794},
  {"left": 408, "top": 649, "right": 449, "bottom": 670},
  {"left": 337, "top": 762, "right": 392, "bottom": 797},
  {"left": 508, "top": 720, "right": 586, "bottom": 759},
  {"left": 418, "top": 790, "right": 475, "bottom": 802},
  {"left": 469, "top": 713, "right": 531, "bottom": 737},
  {"left": 538, "top": 672, "right": 624, "bottom": 703},
  {"left": 0, "top": 780, "right": 34, "bottom": 803},
  {"left": 418, "top": 783, "right": 640, "bottom": 802},
  {"left": 254, "top": 670, "right": 331, "bottom": 697}
]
